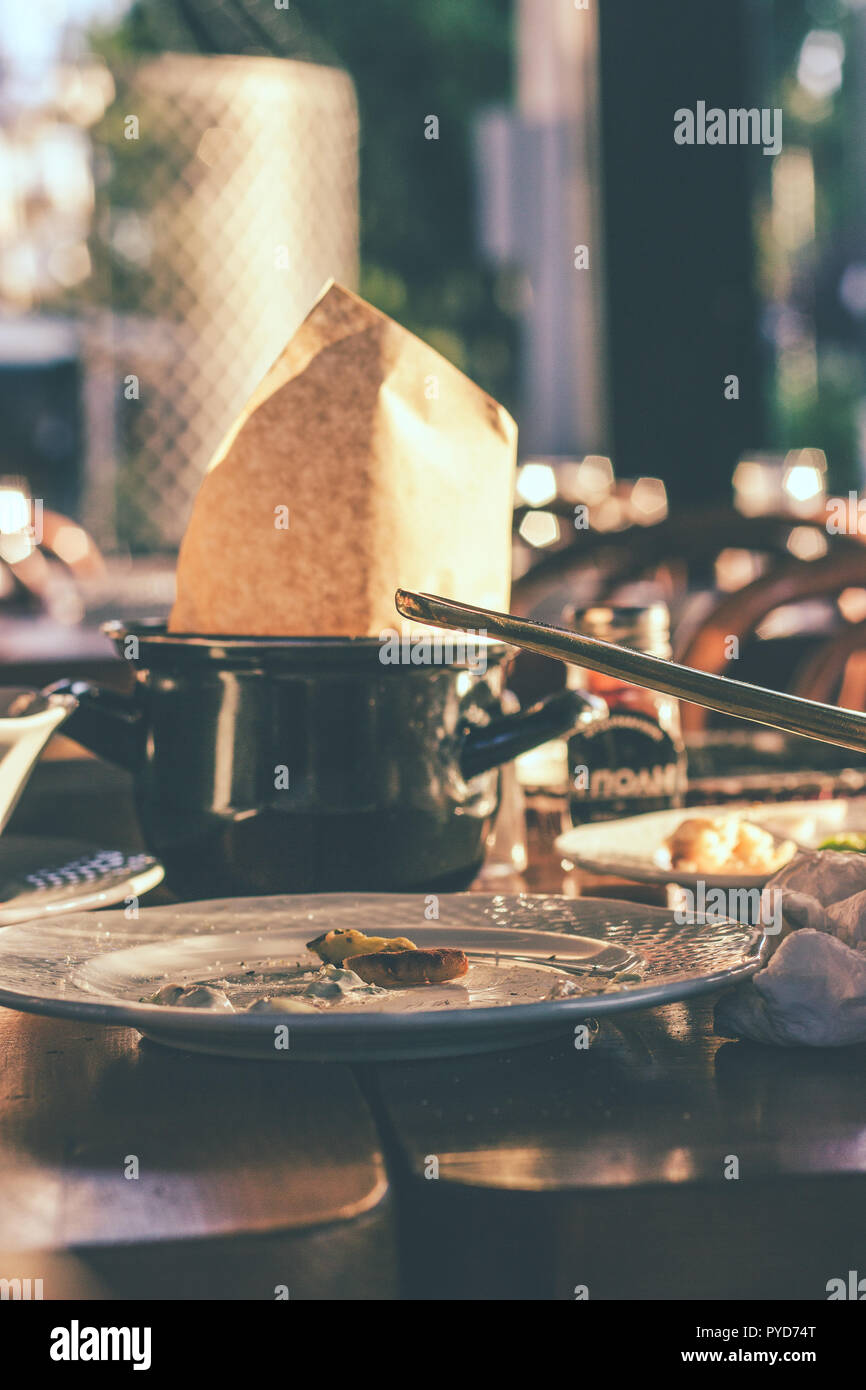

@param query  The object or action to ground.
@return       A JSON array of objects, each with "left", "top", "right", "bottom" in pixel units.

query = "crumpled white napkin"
[{"left": 714, "top": 851, "right": 866, "bottom": 1046}]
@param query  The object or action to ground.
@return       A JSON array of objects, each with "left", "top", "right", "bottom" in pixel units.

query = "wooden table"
[{"left": 1, "top": 760, "right": 865, "bottom": 1300}]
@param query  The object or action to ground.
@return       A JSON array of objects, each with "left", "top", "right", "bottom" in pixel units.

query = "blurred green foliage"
[{"left": 765, "top": 0, "right": 866, "bottom": 486}]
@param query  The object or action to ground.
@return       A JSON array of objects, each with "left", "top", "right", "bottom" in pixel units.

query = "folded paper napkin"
[
  {"left": 714, "top": 851, "right": 866, "bottom": 1046},
  {"left": 170, "top": 281, "right": 517, "bottom": 637}
]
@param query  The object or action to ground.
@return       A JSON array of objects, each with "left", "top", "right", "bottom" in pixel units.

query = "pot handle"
[
  {"left": 44, "top": 680, "right": 608, "bottom": 780},
  {"left": 43, "top": 679, "right": 143, "bottom": 772},
  {"left": 460, "top": 688, "right": 608, "bottom": 781}
]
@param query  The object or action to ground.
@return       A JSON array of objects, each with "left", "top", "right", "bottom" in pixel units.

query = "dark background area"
[{"left": 598, "top": 0, "right": 769, "bottom": 500}]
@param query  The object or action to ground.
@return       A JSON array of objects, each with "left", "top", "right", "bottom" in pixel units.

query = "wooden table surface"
[{"left": 1, "top": 760, "right": 865, "bottom": 1299}]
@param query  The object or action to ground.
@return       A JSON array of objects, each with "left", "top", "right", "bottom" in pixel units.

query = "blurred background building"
[{"left": 2, "top": 0, "right": 866, "bottom": 693}]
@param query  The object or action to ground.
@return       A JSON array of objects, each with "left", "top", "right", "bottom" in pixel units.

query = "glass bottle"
[{"left": 566, "top": 603, "right": 687, "bottom": 825}]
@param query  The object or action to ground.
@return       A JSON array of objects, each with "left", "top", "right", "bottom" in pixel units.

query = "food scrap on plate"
[{"left": 307, "top": 928, "right": 469, "bottom": 987}]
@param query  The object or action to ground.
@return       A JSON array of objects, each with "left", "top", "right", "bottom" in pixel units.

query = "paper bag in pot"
[{"left": 169, "top": 281, "right": 517, "bottom": 636}]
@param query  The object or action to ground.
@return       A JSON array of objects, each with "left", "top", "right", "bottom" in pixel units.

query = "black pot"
[{"left": 50, "top": 622, "right": 606, "bottom": 897}]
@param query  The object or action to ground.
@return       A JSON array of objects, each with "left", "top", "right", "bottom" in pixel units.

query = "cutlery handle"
[{"left": 396, "top": 589, "right": 866, "bottom": 757}]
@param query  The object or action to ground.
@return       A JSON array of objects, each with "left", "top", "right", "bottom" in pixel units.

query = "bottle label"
[{"left": 569, "top": 709, "right": 685, "bottom": 822}]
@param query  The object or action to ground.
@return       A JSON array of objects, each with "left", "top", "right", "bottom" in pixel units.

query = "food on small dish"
[
  {"left": 306, "top": 928, "right": 416, "bottom": 965},
  {"left": 144, "top": 935, "right": 467, "bottom": 1012},
  {"left": 302, "top": 964, "right": 384, "bottom": 999},
  {"left": 307, "top": 929, "right": 468, "bottom": 988},
  {"left": 146, "top": 983, "right": 234, "bottom": 1011},
  {"left": 662, "top": 814, "right": 796, "bottom": 875},
  {"left": 818, "top": 832, "right": 866, "bottom": 853},
  {"left": 245, "top": 997, "right": 317, "bottom": 1014},
  {"left": 351, "top": 948, "right": 469, "bottom": 988},
  {"left": 148, "top": 983, "right": 186, "bottom": 1006}
]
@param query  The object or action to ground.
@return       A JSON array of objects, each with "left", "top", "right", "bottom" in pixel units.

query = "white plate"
[
  {"left": 554, "top": 800, "right": 851, "bottom": 889},
  {"left": 753, "top": 796, "right": 866, "bottom": 852},
  {"left": 0, "top": 837, "right": 164, "bottom": 926},
  {"left": 0, "top": 894, "right": 765, "bottom": 1060}
]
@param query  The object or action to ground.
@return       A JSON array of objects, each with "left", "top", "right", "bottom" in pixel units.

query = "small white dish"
[
  {"left": 0, "top": 836, "right": 163, "bottom": 926},
  {"left": 555, "top": 797, "right": 866, "bottom": 889}
]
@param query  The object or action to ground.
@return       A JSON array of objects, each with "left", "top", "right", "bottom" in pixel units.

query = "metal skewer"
[{"left": 395, "top": 588, "right": 866, "bottom": 756}]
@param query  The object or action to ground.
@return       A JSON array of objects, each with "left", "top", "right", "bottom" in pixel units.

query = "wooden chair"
[
  {"left": 793, "top": 621, "right": 866, "bottom": 708},
  {"left": 677, "top": 550, "right": 866, "bottom": 731},
  {"left": 512, "top": 508, "right": 858, "bottom": 617}
]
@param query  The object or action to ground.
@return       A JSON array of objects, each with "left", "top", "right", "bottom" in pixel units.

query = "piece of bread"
[{"left": 351, "top": 947, "right": 468, "bottom": 988}]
